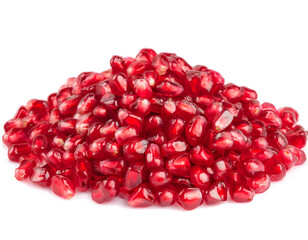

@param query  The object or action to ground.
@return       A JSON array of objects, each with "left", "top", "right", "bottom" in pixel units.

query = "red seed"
[
  {"left": 177, "top": 188, "right": 203, "bottom": 210},
  {"left": 51, "top": 175, "right": 75, "bottom": 199}
]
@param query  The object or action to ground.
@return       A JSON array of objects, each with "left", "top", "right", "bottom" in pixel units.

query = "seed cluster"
[{"left": 3, "top": 49, "right": 307, "bottom": 210}]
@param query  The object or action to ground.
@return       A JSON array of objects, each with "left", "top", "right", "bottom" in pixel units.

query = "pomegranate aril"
[
  {"left": 99, "top": 158, "right": 125, "bottom": 176},
  {"left": 110, "top": 55, "right": 126, "bottom": 74},
  {"left": 277, "top": 147, "right": 297, "bottom": 170},
  {"left": 190, "top": 165, "right": 211, "bottom": 189},
  {"left": 91, "top": 177, "right": 120, "bottom": 203},
  {"left": 156, "top": 187, "right": 176, "bottom": 207},
  {"left": 265, "top": 158, "right": 287, "bottom": 181},
  {"left": 212, "top": 131, "right": 234, "bottom": 151},
  {"left": 189, "top": 145, "right": 213, "bottom": 166},
  {"left": 204, "top": 181, "right": 227, "bottom": 204},
  {"left": 128, "top": 184, "right": 155, "bottom": 207},
  {"left": 185, "top": 115, "right": 207, "bottom": 146},
  {"left": 247, "top": 173, "right": 271, "bottom": 193},
  {"left": 155, "top": 80, "right": 184, "bottom": 97},
  {"left": 213, "top": 110, "right": 233, "bottom": 132},
  {"left": 238, "top": 158, "right": 265, "bottom": 177},
  {"left": 230, "top": 185, "right": 255, "bottom": 202},
  {"left": 115, "top": 126, "right": 138, "bottom": 146},
  {"left": 109, "top": 73, "right": 129, "bottom": 96},
  {"left": 145, "top": 143, "right": 164, "bottom": 170},
  {"left": 30, "top": 167, "right": 52, "bottom": 187},
  {"left": 166, "top": 153, "right": 191, "bottom": 177},
  {"left": 162, "top": 137, "right": 188, "bottom": 157},
  {"left": 51, "top": 175, "right": 75, "bottom": 199},
  {"left": 177, "top": 188, "right": 203, "bottom": 210},
  {"left": 75, "top": 158, "right": 91, "bottom": 191},
  {"left": 8, "top": 143, "right": 31, "bottom": 162},
  {"left": 149, "top": 168, "right": 172, "bottom": 188},
  {"left": 14, "top": 106, "right": 28, "bottom": 119},
  {"left": 3, "top": 128, "right": 29, "bottom": 147},
  {"left": 168, "top": 117, "right": 186, "bottom": 139},
  {"left": 31, "top": 134, "right": 48, "bottom": 154},
  {"left": 15, "top": 160, "right": 36, "bottom": 181},
  {"left": 152, "top": 54, "right": 169, "bottom": 75},
  {"left": 284, "top": 125, "right": 307, "bottom": 149},
  {"left": 122, "top": 138, "right": 148, "bottom": 162}
]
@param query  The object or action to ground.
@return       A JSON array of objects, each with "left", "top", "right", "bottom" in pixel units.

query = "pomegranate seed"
[
  {"left": 212, "top": 131, "right": 234, "bottom": 151},
  {"left": 230, "top": 185, "right": 254, "bottom": 202},
  {"left": 128, "top": 184, "right": 155, "bottom": 207},
  {"left": 30, "top": 167, "right": 52, "bottom": 187},
  {"left": 238, "top": 158, "right": 265, "bottom": 177},
  {"left": 110, "top": 55, "right": 126, "bottom": 74},
  {"left": 156, "top": 187, "right": 176, "bottom": 207},
  {"left": 15, "top": 160, "right": 36, "bottom": 181},
  {"left": 285, "top": 125, "right": 307, "bottom": 149},
  {"left": 122, "top": 138, "right": 148, "bottom": 162},
  {"left": 213, "top": 110, "right": 233, "bottom": 132},
  {"left": 75, "top": 158, "right": 91, "bottom": 191},
  {"left": 148, "top": 168, "right": 172, "bottom": 188},
  {"left": 162, "top": 137, "right": 188, "bottom": 157},
  {"left": 265, "top": 158, "right": 287, "bottom": 181},
  {"left": 91, "top": 177, "right": 121, "bottom": 203},
  {"left": 168, "top": 117, "right": 186, "bottom": 139},
  {"left": 185, "top": 115, "right": 207, "bottom": 146},
  {"left": 51, "top": 175, "right": 75, "bottom": 199},
  {"left": 14, "top": 106, "right": 28, "bottom": 119},
  {"left": 204, "top": 181, "right": 227, "bottom": 204},
  {"left": 177, "top": 188, "right": 203, "bottom": 210},
  {"left": 3, "top": 128, "right": 29, "bottom": 147},
  {"left": 31, "top": 134, "right": 48, "bottom": 154},
  {"left": 247, "top": 173, "right": 271, "bottom": 193},
  {"left": 213, "top": 158, "right": 231, "bottom": 181},
  {"left": 190, "top": 165, "right": 211, "bottom": 189},
  {"left": 145, "top": 143, "right": 164, "bottom": 170},
  {"left": 8, "top": 143, "right": 31, "bottom": 162},
  {"left": 99, "top": 158, "right": 125, "bottom": 176},
  {"left": 155, "top": 80, "right": 184, "bottom": 97},
  {"left": 133, "top": 78, "right": 153, "bottom": 99},
  {"left": 152, "top": 54, "right": 169, "bottom": 75},
  {"left": 189, "top": 145, "right": 213, "bottom": 166},
  {"left": 166, "top": 153, "right": 191, "bottom": 177},
  {"left": 276, "top": 147, "right": 297, "bottom": 170}
]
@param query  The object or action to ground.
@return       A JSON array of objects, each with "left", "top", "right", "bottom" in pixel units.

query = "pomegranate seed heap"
[{"left": 3, "top": 49, "right": 307, "bottom": 210}]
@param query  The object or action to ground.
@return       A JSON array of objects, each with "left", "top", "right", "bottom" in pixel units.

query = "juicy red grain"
[{"left": 3, "top": 48, "right": 306, "bottom": 210}]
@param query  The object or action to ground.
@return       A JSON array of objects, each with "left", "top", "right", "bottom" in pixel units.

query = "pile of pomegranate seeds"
[{"left": 3, "top": 49, "right": 307, "bottom": 210}]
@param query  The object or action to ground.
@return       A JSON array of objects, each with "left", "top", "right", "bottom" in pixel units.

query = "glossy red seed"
[
  {"left": 213, "top": 110, "right": 233, "bottom": 132},
  {"left": 230, "top": 185, "right": 254, "bottom": 202},
  {"left": 189, "top": 145, "right": 213, "bottom": 166},
  {"left": 91, "top": 177, "right": 120, "bottom": 203},
  {"left": 30, "top": 167, "right": 52, "bottom": 187},
  {"left": 277, "top": 147, "right": 297, "bottom": 170},
  {"left": 238, "top": 158, "right": 265, "bottom": 177},
  {"left": 212, "top": 131, "right": 234, "bottom": 151},
  {"left": 99, "top": 158, "right": 125, "bottom": 176},
  {"left": 149, "top": 168, "right": 173, "bottom": 188},
  {"left": 204, "top": 181, "right": 227, "bottom": 204},
  {"left": 166, "top": 153, "right": 191, "bottom": 177},
  {"left": 265, "top": 158, "right": 287, "bottom": 181},
  {"left": 155, "top": 81, "right": 184, "bottom": 97},
  {"left": 115, "top": 126, "right": 138, "bottom": 146},
  {"left": 156, "top": 187, "right": 176, "bottom": 207},
  {"left": 177, "top": 188, "right": 203, "bottom": 210},
  {"left": 51, "top": 175, "right": 75, "bottom": 199},
  {"left": 128, "top": 184, "right": 155, "bottom": 207},
  {"left": 285, "top": 125, "right": 307, "bottom": 149},
  {"left": 190, "top": 165, "right": 211, "bottom": 189},
  {"left": 122, "top": 138, "right": 148, "bottom": 162},
  {"left": 15, "top": 160, "right": 36, "bottom": 181},
  {"left": 145, "top": 143, "right": 164, "bottom": 170},
  {"left": 110, "top": 55, "right": 126, "bottom": 74},
  {"left": 185, "top": 115, "right": 207, "bottom": 146},
  {"left": 247, "top": 173, "right": 271, "bottom": 193}
]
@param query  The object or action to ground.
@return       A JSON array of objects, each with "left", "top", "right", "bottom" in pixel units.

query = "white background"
[{"left": 0, "top": 1, "right": 308, "bottom": 239}]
